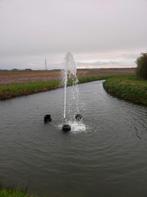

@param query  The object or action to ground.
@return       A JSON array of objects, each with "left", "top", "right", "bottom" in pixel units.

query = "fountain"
[
  {"left": 43, "top": 52, "right": 84, "bottom": 131},
  {"left": 62, "top": 52, "right": 82, "bottom": 132}
]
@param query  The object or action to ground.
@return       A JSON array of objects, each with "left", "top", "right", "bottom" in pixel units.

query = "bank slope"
[
  {"left": 0, "top": 76, "right": 107, "bottom": 100},
  {"left": 0, "top": 80, "right": 60, "bottom": 100},
  {"left": 0, "top": 189, "right": 33, "bottom": 197},
  {"left": 103, "top": 76, "right": 147, "bottom": 106}
]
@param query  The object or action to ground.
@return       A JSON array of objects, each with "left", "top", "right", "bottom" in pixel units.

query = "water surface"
[{"left": 0, "top": 81, "right": 147, "bottom": 197}]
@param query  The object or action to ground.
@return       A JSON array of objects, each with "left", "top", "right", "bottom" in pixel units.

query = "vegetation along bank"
[
  {"left": 0, "top": 68, "right": 135, "bottom": 100},
  {"left": 0, "top": 188, "right": 33, "bottom": 197},
  {"left": 103, "top": 75, "right": 147, "bottom": 106}
]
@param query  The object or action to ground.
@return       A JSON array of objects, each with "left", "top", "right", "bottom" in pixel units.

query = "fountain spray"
[{"left": 62, "top": 52, "right": 82, "bottom": 132}]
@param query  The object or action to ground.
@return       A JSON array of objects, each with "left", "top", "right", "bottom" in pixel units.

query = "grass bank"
[
  {"left": 1, "top": 73, "right": 145, "bottom": 106},
  {"left": 0, "top": 68, "right": 135, "bottom": 100},
  {"left": 0, "top": 80, "right": 60, "bottom": 100},
  {"left": 0, "top": 189, "right": 33, "bottom": 197},
  {"left": 103, "top": 76, "right": 147, "bottom": 106},
  {"left": 0, "top": 76, "right": 110, "bottom": 100}
]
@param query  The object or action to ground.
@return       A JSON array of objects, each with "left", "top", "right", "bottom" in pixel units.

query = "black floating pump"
[
  {"left": 62, "top": 124, "right": 71, "bottom": 132},
  {"left": 75, "top": 114, "right": 82, "bottom": 121},
  {"left": 44, "top": 114, "right": 52, "bottom": 124}
]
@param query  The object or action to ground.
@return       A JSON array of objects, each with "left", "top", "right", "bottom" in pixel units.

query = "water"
[
  {"left": 63, "top": 52, "right": 80, "bottom": 122},
  {"left": 0, "top": 81, "right": 147, "bottom": 197}
]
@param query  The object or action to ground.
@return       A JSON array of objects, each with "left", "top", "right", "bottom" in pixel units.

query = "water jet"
[{"left": 62, "top": 52, "right": 82, "bottom": 131}]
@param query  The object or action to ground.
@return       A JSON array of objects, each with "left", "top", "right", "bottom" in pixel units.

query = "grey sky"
[{"left": 0, "top": 0, "right": 147, "bottom": 69}]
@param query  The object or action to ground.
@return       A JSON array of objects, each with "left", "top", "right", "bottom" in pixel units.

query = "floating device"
[
  {"left": 44, "top": 114, "right": 52, "bottom": 123},
  {"left": 62, "top": 124, "right": 71, "bottom": 132},
  {"left": 75, "top": 114, "right": 82, "bottom": 121}
]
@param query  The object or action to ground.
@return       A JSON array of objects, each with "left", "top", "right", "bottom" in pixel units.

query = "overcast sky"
[{"left": 0, "top": 0, "right": 147, "bottom": 69}]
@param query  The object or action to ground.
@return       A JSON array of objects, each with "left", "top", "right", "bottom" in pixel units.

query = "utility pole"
[{"left": 45, "top": 57, "right": 48, "bottom": 70}]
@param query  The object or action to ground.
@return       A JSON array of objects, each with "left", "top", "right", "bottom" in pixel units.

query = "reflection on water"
[{"left": 0, "top": 81, "right": 147, "bottom": 197}]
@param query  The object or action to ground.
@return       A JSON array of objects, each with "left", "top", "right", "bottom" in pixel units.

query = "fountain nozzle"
[
  {"left": 75, "top": 114, "right": 82, "bottom": 121},
  {"left": 44, "top": 114, "right": 52, "bottom": 123},
  {"left": 62, "top": 123, "right": 71, "bottom": 132}
]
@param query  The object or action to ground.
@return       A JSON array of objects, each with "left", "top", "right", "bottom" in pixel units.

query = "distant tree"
[
  {"left": 12, "top": 68, "right": 19, "bottom": 71},
  {"left": 136, "top": 53, "right": 147, "bottom": 80},
  {"left": 25, "top": 68, "right": 32, "bottom": 71}
]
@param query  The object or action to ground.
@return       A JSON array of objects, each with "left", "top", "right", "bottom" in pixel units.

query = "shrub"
[{"left": 136, "top": 53, "right": 147, "bottom": 79}]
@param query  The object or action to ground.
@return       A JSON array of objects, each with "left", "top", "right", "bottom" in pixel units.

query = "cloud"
[{"left": 0, "top": 0, "right": 146, "bottom": 68}]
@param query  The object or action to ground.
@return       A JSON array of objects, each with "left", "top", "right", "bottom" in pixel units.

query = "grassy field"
[
  {"left": 0, "top": 189, "right": 33, "bottom": 197},
  {"left": 103, "top": 75, "right": 147, "bottom": 106},
  {"left": 0, "top": 68, "right": 135, "bottom": 84},
  {"left": 0, "top": 68, "right": 135, "bottom": 100}
]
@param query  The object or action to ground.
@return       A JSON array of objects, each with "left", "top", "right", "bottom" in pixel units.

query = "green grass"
[
  {"left": 78, "top": 76, "right": 108, "bottom": 83},
  {"left": 0, "top": 189, "right": 33, "bottom": 197},
  {"left": 0, "top": 80, "right": 60, "bottom": 100},
  {"left": 103, "top": 75, "right": 147, "bottom": 106}
]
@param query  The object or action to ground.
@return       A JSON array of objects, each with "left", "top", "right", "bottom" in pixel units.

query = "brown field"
[{"left": 0, "top": 68, "right": 135, "bottom": 85}]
